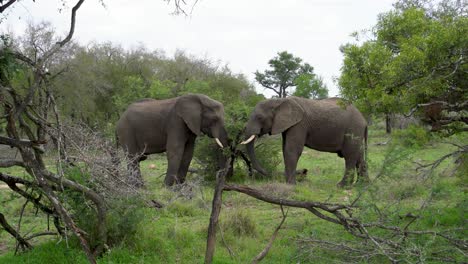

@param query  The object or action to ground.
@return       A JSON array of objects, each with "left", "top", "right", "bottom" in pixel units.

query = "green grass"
[{"left": 1, "top": 127, "right": 466, "bottom": 263}]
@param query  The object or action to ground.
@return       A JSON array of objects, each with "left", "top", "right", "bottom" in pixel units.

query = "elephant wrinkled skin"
[
  {"left": 116, "top": 94, "right": 228, "bottom": 187},
  {"left": 242, "top": 97, "right": 368, "bottom": 187}
]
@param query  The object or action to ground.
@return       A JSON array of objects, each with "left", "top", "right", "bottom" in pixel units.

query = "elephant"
[
  {"left": 240, "top": 97, "right": 368, "bottom": 187},
  {"left": 116, "top": 94, "right": 228, "bottom": 187}
]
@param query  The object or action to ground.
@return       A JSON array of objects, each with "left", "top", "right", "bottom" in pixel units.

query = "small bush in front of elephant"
[
  {"left": 220, "top": 209, "right": 257, "bottom": 237},
  {"left": 247, "top": 136, "right": 282, "bottom": 179},
  {"left": 193, "top": 134, "right": 281, "bottom": 183},
  {"left": 226, "top": 138, "right": 282, "bottom": 182}
]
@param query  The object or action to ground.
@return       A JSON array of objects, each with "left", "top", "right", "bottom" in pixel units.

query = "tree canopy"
[
  {"left": 255, "top": 51, "right": 328, "bottom": 98},
  {"left": 339, "top": 0, "right": 467, "bottom": 134}
]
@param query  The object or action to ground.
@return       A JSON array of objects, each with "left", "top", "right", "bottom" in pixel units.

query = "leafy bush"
[
  {"left": 62, "top": 167, "right": 145, "bottom": 248},
  {"left": 392, "top": 124, "right": 431, "bottom": 147},
  {"left": 193, "top": 100, "right": 282, "bottom": 182},
  {"left": 241, "top": 136, "right": 282, "bottom": 179}
]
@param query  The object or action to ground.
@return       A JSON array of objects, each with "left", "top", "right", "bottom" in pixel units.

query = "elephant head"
[
  {"left": 175, "top": 94, "right": 229, "bottom": 148},
  {"left": 241, "top": 98, "right": 304, "bottom": 175}
]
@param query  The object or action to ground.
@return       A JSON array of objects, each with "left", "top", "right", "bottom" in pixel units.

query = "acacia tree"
[
  {"left": 255, "top": 51, "right": 327, "bottom": 98},
  {"left": 339, "top": 0, "right": 467, "bottom": 134}
]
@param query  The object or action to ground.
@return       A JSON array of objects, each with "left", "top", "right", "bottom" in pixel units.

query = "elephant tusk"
[
  {"left": 240, "top": 135, "right": 256, "bottom": 145},
  {"left": 215, "top": 138, "right": 224, "bottom": 148}
]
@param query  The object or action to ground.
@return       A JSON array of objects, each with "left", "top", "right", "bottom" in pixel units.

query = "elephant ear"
[
  {"left": 175, "top": 95, "right": 202, "bottom": 136},
  {"left": 271, "top": 99, "right": 304, "bottom": 135}
]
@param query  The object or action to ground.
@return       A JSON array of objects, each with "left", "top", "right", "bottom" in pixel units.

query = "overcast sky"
[{"left": 1, "top": 0, "right": 396, "bottom": 97}]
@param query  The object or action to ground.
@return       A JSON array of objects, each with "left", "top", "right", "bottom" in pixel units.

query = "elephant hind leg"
[
  {"left": 356, "top": 153, "right": 369, "bottom": 184},
  {"left": 337, "top": 156, "right": 357, "bottom": 188}
]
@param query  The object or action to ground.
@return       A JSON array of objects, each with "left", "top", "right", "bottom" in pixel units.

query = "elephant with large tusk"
[
  {"left": 116, "top": 94, "right": 229, "bottom": 187},
  {"left": 241, "top": 97, "right": 368, "bottom": 187}
]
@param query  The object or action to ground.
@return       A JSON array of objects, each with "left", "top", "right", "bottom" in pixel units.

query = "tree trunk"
[{"left": 385, "top": 113, "right": 392, "bottom": 134}]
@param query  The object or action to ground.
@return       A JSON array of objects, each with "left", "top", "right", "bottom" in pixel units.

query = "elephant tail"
[{"left": 364, "top": 126, "right": 368, "bottom": 161}]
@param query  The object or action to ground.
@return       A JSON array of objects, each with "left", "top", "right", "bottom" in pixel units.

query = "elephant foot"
[
  {"left": 286, "top": 176, "right": 296, "bottom": 185},
  {"left": 356, "top": 177, "right": 370, "bottom": 186},
  {"left": 164, "top": 175, "right": 186, "bottom": 187},
  {"left": 336, "top": 181, "right": 352, "bottom": 189}
]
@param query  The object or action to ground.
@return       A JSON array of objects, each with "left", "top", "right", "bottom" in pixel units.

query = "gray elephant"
[
  {"left": 240, "top": 97, "right": 368, "bottom": 187},
  {"left": 116, "top": 94, "right": 228, "bottom": 187}
]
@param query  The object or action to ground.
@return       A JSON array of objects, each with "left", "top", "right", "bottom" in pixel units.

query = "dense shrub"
[
  {"left": 63, "top": 167, "right": 145, "bottom": 248},
  {"left": 193, "top": 100, "right": 282, "bottom": 182},
  {"left": 392, "top": 124, "right": 431, "bottom": 147}
]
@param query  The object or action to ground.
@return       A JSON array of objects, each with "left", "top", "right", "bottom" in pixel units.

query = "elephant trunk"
[{"left": 245, "top": 140, "right": 268, "bottom": 176}]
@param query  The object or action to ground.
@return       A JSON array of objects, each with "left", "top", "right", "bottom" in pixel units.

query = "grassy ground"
[{"left": 0, "top": 127, "right": 466, "bottom": 263}]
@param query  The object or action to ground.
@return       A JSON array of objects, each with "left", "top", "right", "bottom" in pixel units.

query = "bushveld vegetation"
[{"left": 0, "top": 0, "right": 466, "bottom": 263}]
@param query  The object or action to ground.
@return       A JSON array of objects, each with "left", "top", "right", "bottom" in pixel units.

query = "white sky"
[{"left": 1, "top": 0, "right": 395, "bottom": 97}]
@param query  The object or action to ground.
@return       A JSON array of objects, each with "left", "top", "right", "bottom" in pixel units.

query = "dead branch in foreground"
[
  {"left": 0, "top": 212, "right": 32, "bottom": 251},
  {"left": 205, "top": 157, "right": 231, "bottom": 264},
  {"left": 251, "top": 205, "right": 288, "bottom": 264},
  {"left": 220, "top": 183, "right": 466, "bottom": 263}
]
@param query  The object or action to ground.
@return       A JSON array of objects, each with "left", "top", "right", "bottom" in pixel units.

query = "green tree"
[
  {"left": 293, "top": 74, "right": 328, "bottom": 99},
  {"left": 255, "top": 51, "right": 325, "bottom": 98},
  {"left": 339, "top": 1, "right": 467, "bottom": 134}
]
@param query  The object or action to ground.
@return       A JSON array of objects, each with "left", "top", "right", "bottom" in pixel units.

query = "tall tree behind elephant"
[
  {"left": 116, "top": 94, "right": 229, "bottom": 187},
  {"left": 241, "top": 97, "right": 368, "bottom": 187}
]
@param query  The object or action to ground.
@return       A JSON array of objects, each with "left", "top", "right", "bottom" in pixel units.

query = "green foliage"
[
  {"left": 0, "top": 242, "right": 88, "bottom": 264},
  {"left": 62, "top": 167, "right": 145, "bottom": 248},
  {"left": 293, "top": 73, "right": 328, "bottom": 99},
  {"left": 247, "top": 137, "right": 282, "bottom": 178},
  {"left": 255, "top": 51, "right": 327, "bottom": 98},
  {"left": 339, "top": 2, "right": 467, "bottom": 135},
  {"left": 194, "top": 99, "right": 282, "bottom": 182},
  {"left": 0, "top": 35, "right": 21, "bottom": 87},
  {"left": 392, "top": 124, "right": 431, "bottom": 147},
  {"left": 112, "top": 76, "right": 176, "bottom": 112}
]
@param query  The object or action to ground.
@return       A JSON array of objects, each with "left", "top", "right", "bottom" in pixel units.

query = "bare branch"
[
  {"left": 56, "top": 0, "right": 86, "bottom": 47},
  {"left": 205, "top": 157, "right": 231, "bottom": 264},
  {"left": 0, "top": 172, "right": 56, "bottom": 215},
  {"left": 0, "top": 0, "right": 16, "bottom": 13},
  {"left": 0, "top": 212, "right": 32, "bottom": 252},
  {"left": 0, "top": 159, "right": 24, "bottom": 168},
  {"left": 251, "top": 206, "right": 288, "bottom": 264},
  {"left": 0, "top": 135, "right": 45, "bottom": 149},
  {"left": 24, "top": 231, "right": 58, "bottom": 241}
]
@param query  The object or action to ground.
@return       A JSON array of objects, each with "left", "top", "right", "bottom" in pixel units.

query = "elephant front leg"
[
  {"left": 165, "top": 142, "right": 186, "bottom": 186},
  {"left": 177, "top": 137, "right": 195, "bottom": 184},
  {"left": 283, "top": 133, "right": 304, "bottom": 184}
]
